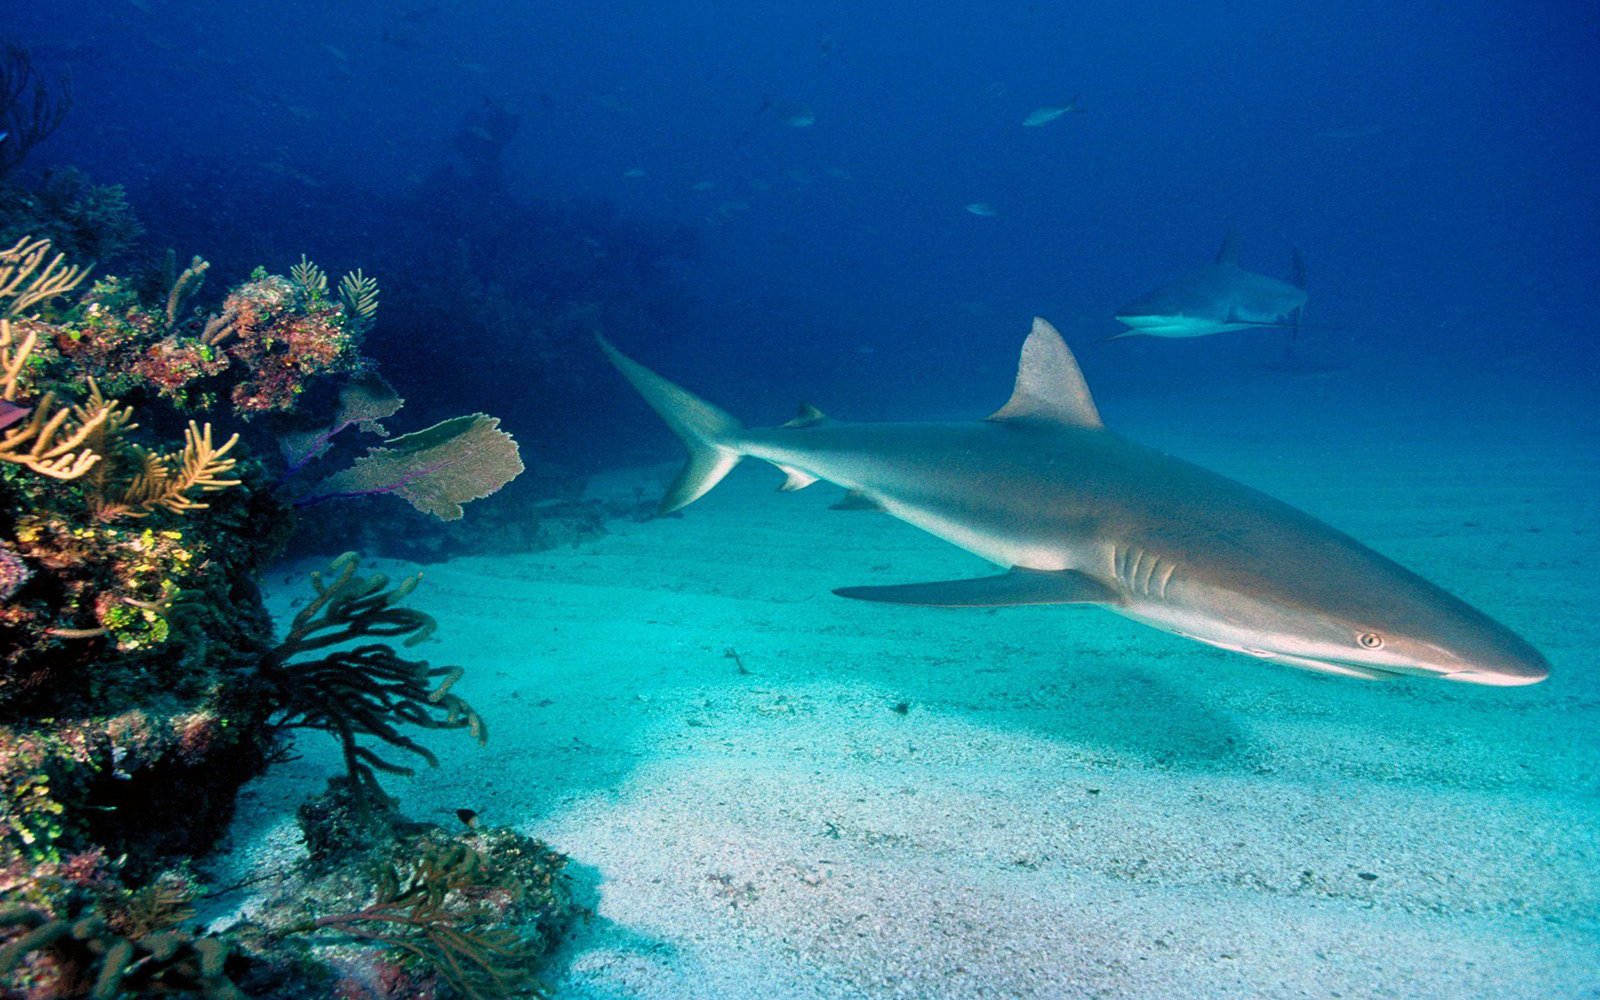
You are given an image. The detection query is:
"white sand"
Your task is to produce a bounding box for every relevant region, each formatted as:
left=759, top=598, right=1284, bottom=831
left=224, top=379, right=1600, bottom=999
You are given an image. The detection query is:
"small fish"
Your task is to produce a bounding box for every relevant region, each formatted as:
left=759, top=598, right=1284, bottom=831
left=1021, top=97, right=1085, bottom=126
left=691, top=180, right=717, bottom=191
left=0, top=132, right=8, bottom=145
left=321, top=43, right=350, bottom=62
left=622, top=167, right=647, bottom=179
left=965, top=202, right=998, bottom=217
left=0, top=400, right=30, bottom=432
left=758, top=98, right=817, bottom=127
left=455, top=808, right=479, bottom=829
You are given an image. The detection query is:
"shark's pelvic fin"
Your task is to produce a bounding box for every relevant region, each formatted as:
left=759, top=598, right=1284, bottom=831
left=1215, top=228, right=1242, bottom=265
left=988, top=317, right=1104, bottom=429
left=777, top=465, right=818, bottom=491
left=597, top=335, right=744, bottom=513
left=830, top=490, right=885, bottom=512
left=834, top=567, right=1117, bottom=607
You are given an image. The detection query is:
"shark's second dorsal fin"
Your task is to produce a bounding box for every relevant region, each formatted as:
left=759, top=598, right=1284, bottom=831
left=1215, top=229, right=1241, bottom=265
left=779, top=403, right=827, bottom=429
left=988, top=317, right=1103, bottom=429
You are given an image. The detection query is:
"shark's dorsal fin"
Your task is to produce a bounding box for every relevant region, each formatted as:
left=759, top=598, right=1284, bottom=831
left=779, top=403, right=827, bottom=429
left=1215, top=229, right=1241, bottom=265
left=1289, top=246, right=1307, bottom=290
left=987, top=317, right=1103, bottom=429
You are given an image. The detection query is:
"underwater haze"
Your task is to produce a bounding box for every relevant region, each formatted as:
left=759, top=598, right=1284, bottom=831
left=7, top=0, right=1599, bottom=997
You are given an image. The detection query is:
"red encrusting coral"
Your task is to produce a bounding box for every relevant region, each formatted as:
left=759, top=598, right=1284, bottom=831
left=220, top=273, right=358, bottom=414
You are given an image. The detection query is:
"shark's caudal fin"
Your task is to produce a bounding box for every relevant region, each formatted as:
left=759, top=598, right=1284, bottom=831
left=597, top=336, right=744, bottom=513
left=988, top=317, right=1103, bottom=428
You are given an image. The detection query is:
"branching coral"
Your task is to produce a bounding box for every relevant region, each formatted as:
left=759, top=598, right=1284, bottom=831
left=0, top=235, right=91, bottom=318
left=0, top=393, right=105, bottom=479
left=0, top=43, right=72, bottom=181
left=338, top=268, right=380, bottom=333
left=0, top=240, right=116, bottom=482
left=89, top=418, right=241, bottom=521
left=289, top=254, right=328, bottom=301
left=0, top=902, right=245, bottom=999
left=287, top=837, right=545, bottom=1000
left=261, top=553, right=485, bottom=804
left=164, top=254, right=210, bottom=328
left=0, top=368, right=108, bottom=480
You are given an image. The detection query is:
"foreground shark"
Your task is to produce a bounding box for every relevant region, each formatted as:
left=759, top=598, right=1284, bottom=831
left=600, top=321, right=1547, bottom=686
left=1114, top=232, right=1307, bottom=338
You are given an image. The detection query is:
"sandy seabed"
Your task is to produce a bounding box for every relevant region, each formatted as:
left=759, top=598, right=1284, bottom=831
left=218, top=380, right=1599, bottom=999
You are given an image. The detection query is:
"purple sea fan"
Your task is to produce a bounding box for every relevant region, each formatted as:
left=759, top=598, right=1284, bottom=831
left=0, top=543, right=31, bottom=602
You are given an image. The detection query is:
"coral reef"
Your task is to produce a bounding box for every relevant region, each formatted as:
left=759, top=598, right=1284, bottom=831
left=55, top=257, right=361, bottom=417
left=1, top=221, right=570, bottom=996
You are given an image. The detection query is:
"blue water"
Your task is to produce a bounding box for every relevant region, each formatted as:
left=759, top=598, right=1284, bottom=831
left=10, top=1, right=1598, bottom=996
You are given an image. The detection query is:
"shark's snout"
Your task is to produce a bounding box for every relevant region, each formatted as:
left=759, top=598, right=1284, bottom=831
left=1390, top=613, right=1551, bottom=687
left=1438, top=641, right=1550, bottom=687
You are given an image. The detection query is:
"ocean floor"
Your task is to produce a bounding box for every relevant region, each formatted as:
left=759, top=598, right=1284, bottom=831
left=215, top=375, right=1599, bottom=999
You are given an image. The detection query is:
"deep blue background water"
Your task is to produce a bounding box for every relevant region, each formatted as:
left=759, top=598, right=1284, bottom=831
left=8, top=0, right=1598, bottom=460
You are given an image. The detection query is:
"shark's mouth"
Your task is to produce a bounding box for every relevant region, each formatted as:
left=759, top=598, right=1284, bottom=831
left=1254, top=651, right=1404, bottom=682
left=1177, top=632, right=1408, bottom=682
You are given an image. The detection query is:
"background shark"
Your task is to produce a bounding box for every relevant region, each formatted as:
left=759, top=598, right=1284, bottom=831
left=601, top=321, right=1548, bottom=687
left=1113, top=232, right=1308, bottom=338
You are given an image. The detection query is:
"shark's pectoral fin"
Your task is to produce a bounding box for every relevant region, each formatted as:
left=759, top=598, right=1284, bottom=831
left=776, top=465, right=818, bottom=491
left=829, top=490, right=885, bottom=511
left=834, top=567, right=1117, bottom=607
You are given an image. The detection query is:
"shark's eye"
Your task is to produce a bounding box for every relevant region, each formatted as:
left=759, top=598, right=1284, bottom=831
left=1358, top=632, right=1384, bottom=649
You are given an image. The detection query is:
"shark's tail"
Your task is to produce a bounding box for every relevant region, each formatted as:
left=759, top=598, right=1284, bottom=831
left=597, top=335, right=744, bottom=513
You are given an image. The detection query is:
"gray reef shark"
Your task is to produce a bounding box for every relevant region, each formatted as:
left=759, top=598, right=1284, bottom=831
left=600, top=321, right=1547, bottom=686
left=1114, top=232, right=1308, bottom=338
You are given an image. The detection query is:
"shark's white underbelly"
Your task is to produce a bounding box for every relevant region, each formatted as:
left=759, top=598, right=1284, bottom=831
left=1117, top=315, right=1264, bottom=338
left=872, top=495, right=1076, bottom=571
